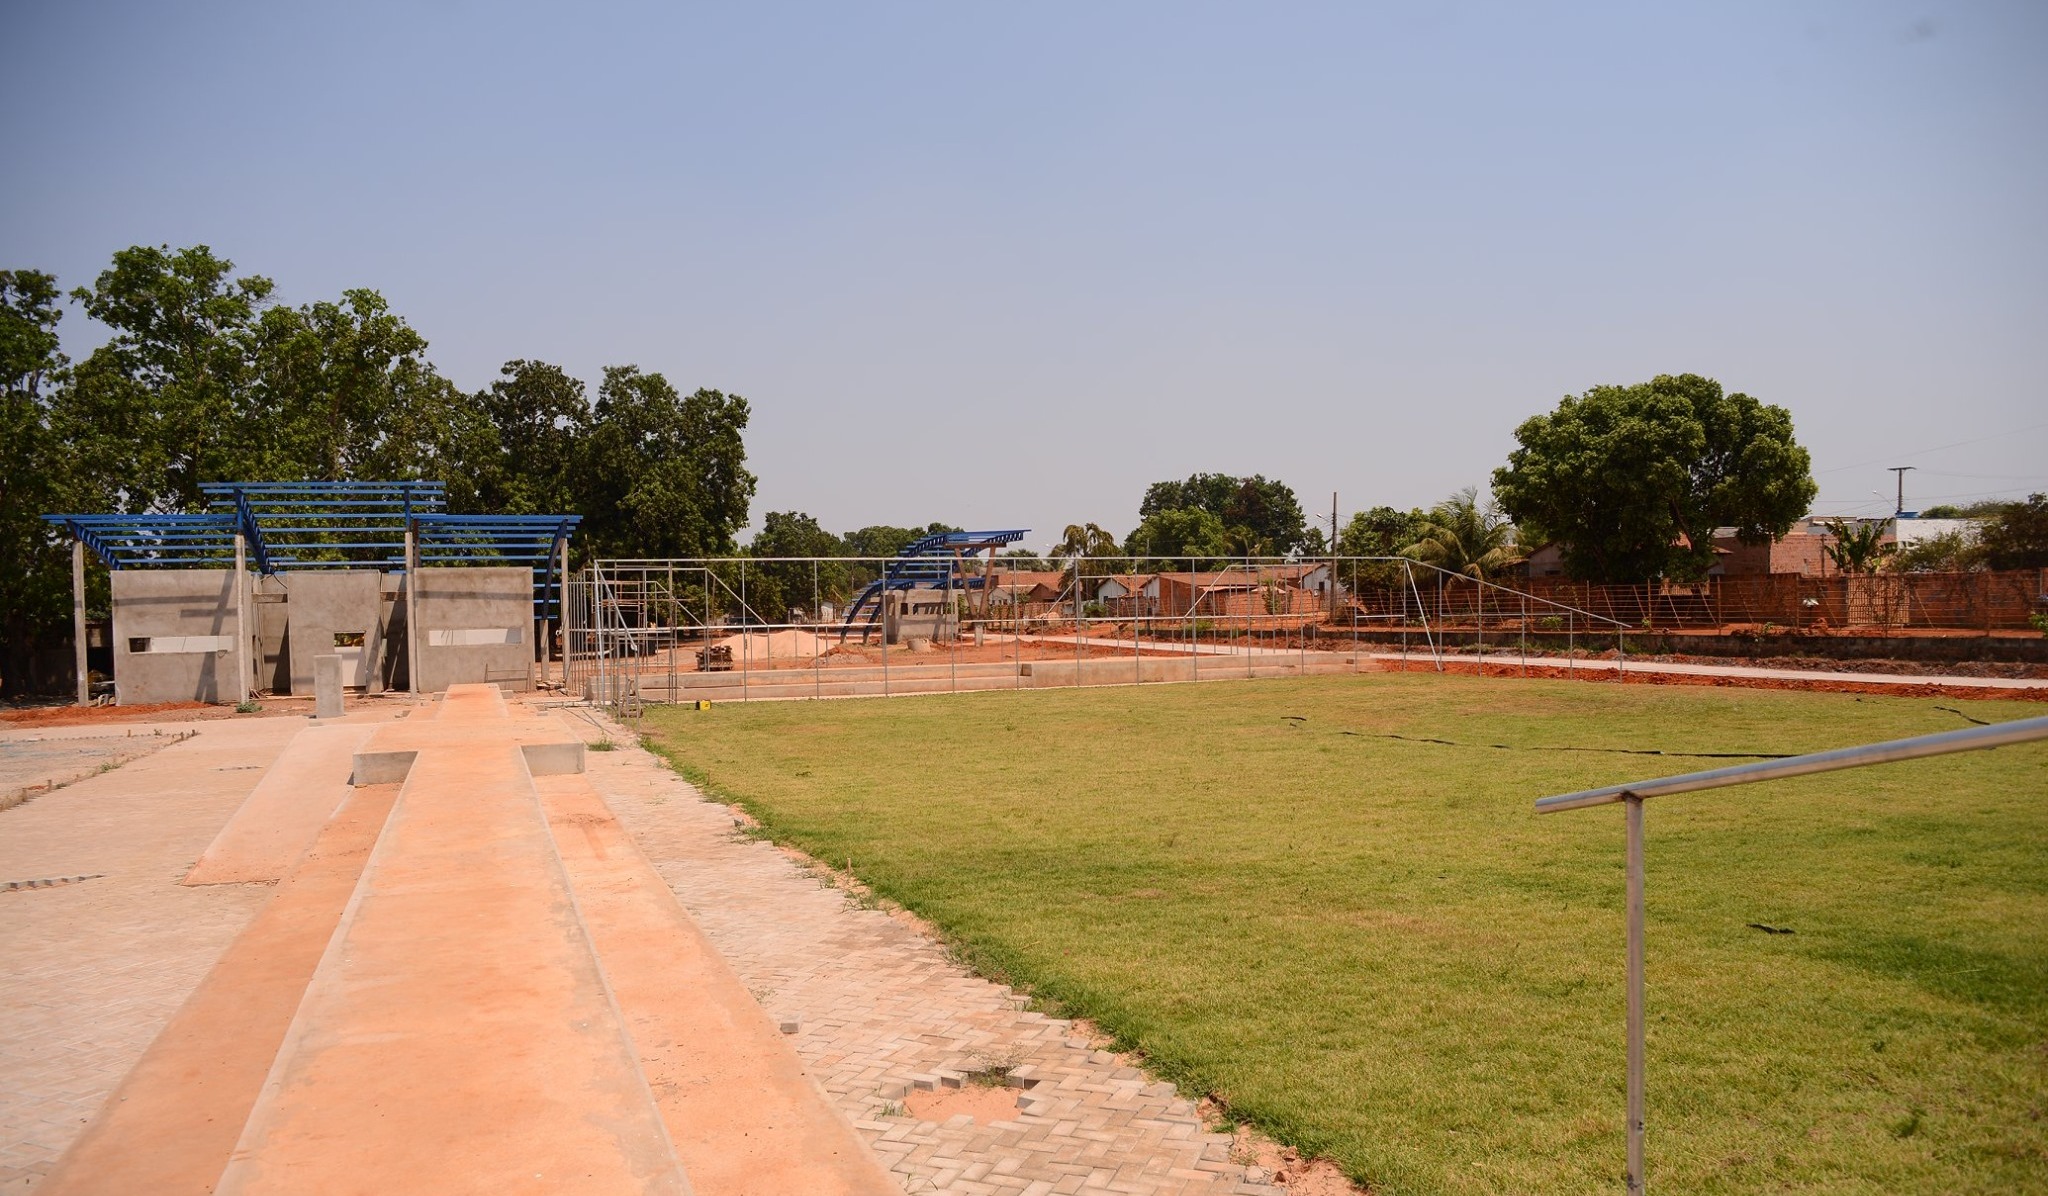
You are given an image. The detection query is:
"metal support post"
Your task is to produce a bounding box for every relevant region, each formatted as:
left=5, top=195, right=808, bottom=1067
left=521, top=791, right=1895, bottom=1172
left=561, top=539, right=572, bottom=688
left=1626, top=793, right=1646, bottom=1195
left=72, top=540, right=89, bottom=706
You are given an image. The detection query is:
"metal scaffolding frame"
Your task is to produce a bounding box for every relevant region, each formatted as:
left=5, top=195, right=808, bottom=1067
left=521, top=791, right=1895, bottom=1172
left=564, top=553, right=1631, bottom=716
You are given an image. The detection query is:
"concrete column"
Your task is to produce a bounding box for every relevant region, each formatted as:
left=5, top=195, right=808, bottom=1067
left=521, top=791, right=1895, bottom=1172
left=72, top=540, right=89, bottom=706
left=313, top=654, right=344, bottom=719
left=559, top=540, right=572, bottom=689
left=404, top=527, right=421, bottom=696
left=233, top=534, right=252, bottom=704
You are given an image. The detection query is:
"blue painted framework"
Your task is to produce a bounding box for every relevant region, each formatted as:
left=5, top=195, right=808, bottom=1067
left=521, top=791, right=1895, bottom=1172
left=43, top=481, right=579, bottom=618
left=840, top=529, right=1029, bottom=637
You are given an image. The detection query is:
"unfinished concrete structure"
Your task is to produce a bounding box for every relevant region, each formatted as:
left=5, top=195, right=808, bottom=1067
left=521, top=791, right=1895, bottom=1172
left=46, top=482, right=577, bottom=705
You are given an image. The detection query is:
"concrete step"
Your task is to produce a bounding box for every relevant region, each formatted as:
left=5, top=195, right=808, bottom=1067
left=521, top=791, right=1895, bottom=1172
left=216, top=688, right=688, bottom=1193
left=183, top=722, right=377, bottom=886
left=38, top=780, right=404, bottom=1195
left=535, top=774, right=899, bottom=1196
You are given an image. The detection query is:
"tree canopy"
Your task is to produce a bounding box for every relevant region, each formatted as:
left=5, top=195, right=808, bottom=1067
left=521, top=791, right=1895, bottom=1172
left=574, top=367, right=756, bottom=560
left=840, top=522, right=963, bottom=560
left=1981, top=494, right=2048, bottom=570
left=1123, top=507, right=1228, bottom=564
left=1, top=271, right=82, bottom=694
left=1137, top=473, right=1309, bottom=556
left=746, top=510, right=851, bottom=620
left=1491, top=374, right=1816, bottom=582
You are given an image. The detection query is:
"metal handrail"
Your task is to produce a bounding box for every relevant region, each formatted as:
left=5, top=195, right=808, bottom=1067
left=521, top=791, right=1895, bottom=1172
left=1534, top=713, right=2048, bottom=1194
left=1537, top=715, right=2048, bottom=812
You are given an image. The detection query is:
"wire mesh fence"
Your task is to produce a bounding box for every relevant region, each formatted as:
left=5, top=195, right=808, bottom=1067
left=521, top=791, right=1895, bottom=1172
left=558, top=556, right=1639, bottom=716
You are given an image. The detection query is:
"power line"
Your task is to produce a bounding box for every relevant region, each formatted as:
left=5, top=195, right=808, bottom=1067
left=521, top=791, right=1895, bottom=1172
left=1814, top=419, right=2048, bottom=476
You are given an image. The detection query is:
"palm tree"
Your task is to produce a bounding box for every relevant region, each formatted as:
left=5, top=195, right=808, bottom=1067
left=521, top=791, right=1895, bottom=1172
left=1820, top=518, right=1892, bottom=574
left=1054, top=523, right=1120, bottom=598
left=1402, top=487, right=1524, bottom=580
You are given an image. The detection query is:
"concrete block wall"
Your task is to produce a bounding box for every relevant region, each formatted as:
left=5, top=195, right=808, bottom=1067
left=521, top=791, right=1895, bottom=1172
left=109, top=570, right=240, bottom=705
left=414, top=566, right=534, bottom=692
left=282, top=572, right=388, bottom=694
left=108, top=564, right=540, bottom=702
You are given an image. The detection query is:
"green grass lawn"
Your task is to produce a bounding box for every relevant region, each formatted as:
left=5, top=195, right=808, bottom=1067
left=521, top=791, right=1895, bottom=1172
left=638, top=675, right=2048, bottom=1195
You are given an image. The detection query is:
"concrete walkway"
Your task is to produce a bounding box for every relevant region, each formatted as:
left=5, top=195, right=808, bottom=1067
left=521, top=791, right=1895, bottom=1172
left=7, top=690, right=903, bottom=1195
left=1, top=717, right=306, bottom=1188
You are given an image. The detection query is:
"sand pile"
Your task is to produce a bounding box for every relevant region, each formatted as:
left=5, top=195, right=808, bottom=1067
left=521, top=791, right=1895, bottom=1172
left=709, top=628, right=831, bottom=661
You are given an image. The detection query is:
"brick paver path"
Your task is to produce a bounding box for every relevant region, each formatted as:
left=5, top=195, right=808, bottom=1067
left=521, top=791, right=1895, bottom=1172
left=584, top=724, right=1284, bottom=1196
left=0, top=718, right=306, bottom=1189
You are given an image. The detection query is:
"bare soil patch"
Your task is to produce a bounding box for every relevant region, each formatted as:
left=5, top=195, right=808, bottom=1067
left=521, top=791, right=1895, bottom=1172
left=903, top=1083, right=1022, bottom=1125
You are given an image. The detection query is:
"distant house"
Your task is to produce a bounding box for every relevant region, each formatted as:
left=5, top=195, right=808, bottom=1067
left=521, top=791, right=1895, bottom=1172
left=1153, top=566, right=1332, bottom=617
left=1094, top=574, right=1158, bottom=602
left=984, top=570, right=1066, bottom=605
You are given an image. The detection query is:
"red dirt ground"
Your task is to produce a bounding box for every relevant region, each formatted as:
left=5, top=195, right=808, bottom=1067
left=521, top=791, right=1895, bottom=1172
left=1, top=696, right=316, bottom=728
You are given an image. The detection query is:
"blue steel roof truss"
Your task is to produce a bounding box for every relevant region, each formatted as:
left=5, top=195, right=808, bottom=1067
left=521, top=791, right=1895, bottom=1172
left=47, top=482, right=577, bottom=617
left=202, top=481, right=447, bottom=573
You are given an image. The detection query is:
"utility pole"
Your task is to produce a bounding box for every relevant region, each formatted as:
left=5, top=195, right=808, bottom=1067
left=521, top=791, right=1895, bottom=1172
left=1888, top=466, right=1916, bottom=517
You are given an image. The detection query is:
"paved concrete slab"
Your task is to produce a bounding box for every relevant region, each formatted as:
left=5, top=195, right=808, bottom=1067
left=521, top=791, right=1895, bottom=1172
left=183, top=723, right=377, bottom=885
left=38, top=782, right=401, bottom=1195
left=0, top=718, right=304, bottom=1189
left=218, top=687, right=688, bottom=1194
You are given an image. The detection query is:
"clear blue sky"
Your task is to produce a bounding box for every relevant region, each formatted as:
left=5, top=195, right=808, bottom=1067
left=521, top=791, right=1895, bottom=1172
left=5, top=1, right=2044, bottom=548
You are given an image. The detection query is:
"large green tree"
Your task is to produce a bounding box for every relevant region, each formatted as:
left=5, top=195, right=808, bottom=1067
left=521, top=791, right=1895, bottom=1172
left=1, top=271, right=80, bottom=696
left=62, top=246, right=480, bottom=514
left=576, top=367, right=756, bottom=560
left=1491, top=374, right=1816, bottom=582
left=747, top=510, right=850, bottom=621
left=1335, top=504, right=1428, bottom=588
left=468, top=359, right=591, bottom=515
left=841, top=522, right=962, bottom=559
left=249, top=288, right=482, bottom=489
left=1138, top=473, right=1309, bottom=555
left=1123, top=507, right=1229, bottom=566
left=64, top=245, right=274, bottom=512
left=1980, top=494, right=2048, bottom=570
